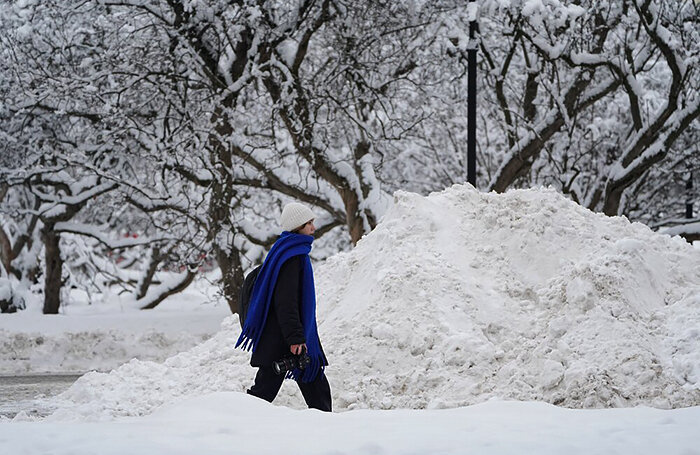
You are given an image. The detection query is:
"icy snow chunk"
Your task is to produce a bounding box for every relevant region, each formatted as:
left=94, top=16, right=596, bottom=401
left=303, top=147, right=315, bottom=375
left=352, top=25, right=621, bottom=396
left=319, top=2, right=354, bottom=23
left=370, top=323, right=395, bottom=340
left=565, top=277, right=595, bottom=311
left=522, top=0, right=544, bottom=17
left=538, top=360, right=565, bottom=390
left=276, top=38, right=298, bottom=67
left=614, top=238, right=645, bottom=254
left=16, top=24, right=33, bottom=38
left=567, top=5, right=586, bottom=19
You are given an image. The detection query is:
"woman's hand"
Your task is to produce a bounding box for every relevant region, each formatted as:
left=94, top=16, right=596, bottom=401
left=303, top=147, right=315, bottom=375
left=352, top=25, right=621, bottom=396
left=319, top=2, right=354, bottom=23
left=290, top=343, right=307, bottom=355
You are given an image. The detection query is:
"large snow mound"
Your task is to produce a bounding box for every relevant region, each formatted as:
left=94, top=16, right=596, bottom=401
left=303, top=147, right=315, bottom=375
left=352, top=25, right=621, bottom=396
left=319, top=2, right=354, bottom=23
left=46, top=185, right=700, bottom=420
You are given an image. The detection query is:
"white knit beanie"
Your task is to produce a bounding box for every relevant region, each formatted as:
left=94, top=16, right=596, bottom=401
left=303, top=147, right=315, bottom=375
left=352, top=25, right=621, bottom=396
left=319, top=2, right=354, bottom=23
left=280, top=202, right=316, bottom=232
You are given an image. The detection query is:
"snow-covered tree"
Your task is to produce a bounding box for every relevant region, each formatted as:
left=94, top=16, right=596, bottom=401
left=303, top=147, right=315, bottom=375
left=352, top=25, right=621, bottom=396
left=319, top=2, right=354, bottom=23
left=1, top=0, right=698, bottom=315
left=0, top=1, right=195, bottom=312
left=465, top=0, right=699, bottom=218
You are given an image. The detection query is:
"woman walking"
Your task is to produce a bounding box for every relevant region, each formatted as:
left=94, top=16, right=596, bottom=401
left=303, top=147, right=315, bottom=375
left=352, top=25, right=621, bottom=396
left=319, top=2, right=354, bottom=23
left=236, top=202, right=331, bottom=411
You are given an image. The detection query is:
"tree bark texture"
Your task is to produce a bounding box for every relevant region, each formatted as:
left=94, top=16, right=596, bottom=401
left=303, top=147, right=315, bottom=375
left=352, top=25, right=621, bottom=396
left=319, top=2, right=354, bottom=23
left=41, top=224, right=63, bottom=314
left=0, top=226, right=15, bottom=279
left=215, top=245, right=244, bottom=314
left=136, top=246, right=164, bottom=300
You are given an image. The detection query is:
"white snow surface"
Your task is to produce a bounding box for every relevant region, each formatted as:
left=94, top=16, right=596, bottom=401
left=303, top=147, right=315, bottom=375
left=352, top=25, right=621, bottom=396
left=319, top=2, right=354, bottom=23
left=45, top=184, right=700, bottom=420
left=0, top=283, right=230, bottom=375
left=5, top=393, right=700, bottom=455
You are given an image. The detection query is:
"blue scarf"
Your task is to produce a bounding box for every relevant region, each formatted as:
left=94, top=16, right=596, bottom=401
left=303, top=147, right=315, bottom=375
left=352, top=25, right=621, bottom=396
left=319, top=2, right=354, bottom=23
left=235, top=231, right=324, bottom=383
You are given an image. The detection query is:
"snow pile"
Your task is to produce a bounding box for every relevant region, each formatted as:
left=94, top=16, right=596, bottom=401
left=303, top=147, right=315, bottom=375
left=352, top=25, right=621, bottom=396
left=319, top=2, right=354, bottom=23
left=46, top=184, right=700, bottom=420
left=320, top=186, right=700, bottom=410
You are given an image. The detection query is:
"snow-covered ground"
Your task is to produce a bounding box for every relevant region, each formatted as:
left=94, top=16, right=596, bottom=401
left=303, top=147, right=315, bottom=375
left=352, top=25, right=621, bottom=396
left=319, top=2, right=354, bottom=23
left=5, top=393, right=700, bottom=455
left=1, top=184, right=699, bottom=453
left=0, top=280, right=230, bottom=374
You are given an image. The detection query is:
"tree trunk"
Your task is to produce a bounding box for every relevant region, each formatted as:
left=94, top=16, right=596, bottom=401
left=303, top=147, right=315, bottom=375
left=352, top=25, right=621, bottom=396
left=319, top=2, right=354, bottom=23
left=136, top=246, right=163, bottom=300
left=339, top=187, right=366, bottom=245
left=41, top=223, right=63, bottom=314
left=0, top=185, right=12, bottom=277
left=216, top=245, right=244, bottom=314
left=353, top=140, right=379, bottom=229
left=13, top=202, right=42, bottom=283
left=0, top=226, right=15, bottom=279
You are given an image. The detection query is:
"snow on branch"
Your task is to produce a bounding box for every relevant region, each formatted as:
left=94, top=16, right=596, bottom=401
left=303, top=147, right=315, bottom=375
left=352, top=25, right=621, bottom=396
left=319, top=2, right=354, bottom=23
left=126, top=192, right=195, bottom=217
left=488, top=75, right=620, bottom=193
left=634, top=0, right=687, bottom=83
left=137, top=268, right=196, bottom=310
left=32, top=182, right=117, bottom=207
left=230, top=145, right=343, bottom=220
left=611, top=98, right=700, bottom=183
left=54, top=222, right=176, bottom=249
left=660, top=220, right=700, bottom=237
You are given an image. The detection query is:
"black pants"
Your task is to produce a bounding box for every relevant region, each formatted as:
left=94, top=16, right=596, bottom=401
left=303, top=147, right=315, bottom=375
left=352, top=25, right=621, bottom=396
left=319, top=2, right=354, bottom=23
left=247, top=366, right=332, bottom=412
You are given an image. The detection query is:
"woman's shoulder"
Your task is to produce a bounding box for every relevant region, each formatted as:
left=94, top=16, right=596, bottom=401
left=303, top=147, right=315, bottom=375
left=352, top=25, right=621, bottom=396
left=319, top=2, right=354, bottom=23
left=280, top=254, right=304, bottom=270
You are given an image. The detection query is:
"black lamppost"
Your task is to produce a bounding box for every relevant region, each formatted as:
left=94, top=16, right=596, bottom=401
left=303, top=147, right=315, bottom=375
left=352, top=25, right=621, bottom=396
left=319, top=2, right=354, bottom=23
left=686, top=172, right=694, bottom=219
left=466, top=0, right=480, bottom=187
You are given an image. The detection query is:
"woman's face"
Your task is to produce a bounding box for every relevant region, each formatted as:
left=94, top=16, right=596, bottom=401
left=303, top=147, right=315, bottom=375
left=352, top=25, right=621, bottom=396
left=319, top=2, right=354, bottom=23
left=297, top=220, right=316, bottom=236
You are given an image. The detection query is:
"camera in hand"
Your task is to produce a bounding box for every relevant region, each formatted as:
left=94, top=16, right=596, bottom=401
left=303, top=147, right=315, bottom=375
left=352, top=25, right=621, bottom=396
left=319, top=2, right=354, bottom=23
left=272, top=348, right=311, bottom=376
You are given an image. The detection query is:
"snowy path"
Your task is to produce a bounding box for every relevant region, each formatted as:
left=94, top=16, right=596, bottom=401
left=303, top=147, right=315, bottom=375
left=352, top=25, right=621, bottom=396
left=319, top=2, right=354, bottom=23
left=0, top=374, right=81, bottom=418
left=2, top=393, right=699, bottom=454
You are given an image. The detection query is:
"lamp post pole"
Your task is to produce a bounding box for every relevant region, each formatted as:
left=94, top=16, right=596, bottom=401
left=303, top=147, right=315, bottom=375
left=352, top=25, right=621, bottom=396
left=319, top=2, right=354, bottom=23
left=686, top=172, right=694, bottom=219
left=466, top=0, right=480, bottom=187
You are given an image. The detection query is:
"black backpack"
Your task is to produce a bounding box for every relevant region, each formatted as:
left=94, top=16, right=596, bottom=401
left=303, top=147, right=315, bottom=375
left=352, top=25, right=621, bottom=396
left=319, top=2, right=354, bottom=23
left=238, top=264, right=263, bottom=328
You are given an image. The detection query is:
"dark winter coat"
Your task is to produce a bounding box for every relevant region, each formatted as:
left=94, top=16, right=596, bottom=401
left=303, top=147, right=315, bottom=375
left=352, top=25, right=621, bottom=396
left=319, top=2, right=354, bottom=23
left=250, top=255, right=327, bottom=368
